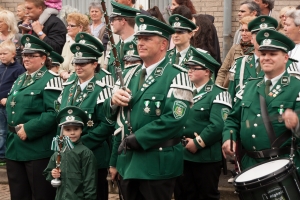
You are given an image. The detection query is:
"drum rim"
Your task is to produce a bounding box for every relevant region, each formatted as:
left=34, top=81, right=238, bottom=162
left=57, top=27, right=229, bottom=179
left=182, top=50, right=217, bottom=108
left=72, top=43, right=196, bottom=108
left=233, top=158, right=295, bottom=190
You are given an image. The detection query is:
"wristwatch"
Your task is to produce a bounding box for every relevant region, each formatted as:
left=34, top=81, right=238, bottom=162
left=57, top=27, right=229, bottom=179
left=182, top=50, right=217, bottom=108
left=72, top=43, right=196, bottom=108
left=38, top=31, right=44, bottom=36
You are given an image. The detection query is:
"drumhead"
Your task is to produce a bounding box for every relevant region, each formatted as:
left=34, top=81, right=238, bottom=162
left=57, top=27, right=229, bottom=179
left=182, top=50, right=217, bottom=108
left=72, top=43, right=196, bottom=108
left=235, top=159, right=290, bottom=183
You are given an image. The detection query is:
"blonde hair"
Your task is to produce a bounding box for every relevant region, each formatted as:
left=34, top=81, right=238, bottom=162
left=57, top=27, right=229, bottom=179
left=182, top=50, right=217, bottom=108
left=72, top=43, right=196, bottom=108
left=17, top=2, right=26, bottom=9
left=0, top=40, right=17, bottom=53
left=0, top=10, right=19, bottom=40
left=280, top=6, right=296, bottom=17
left=67, top=13, right=90, bottom=32
left=240, top=16, right=257, bottom=25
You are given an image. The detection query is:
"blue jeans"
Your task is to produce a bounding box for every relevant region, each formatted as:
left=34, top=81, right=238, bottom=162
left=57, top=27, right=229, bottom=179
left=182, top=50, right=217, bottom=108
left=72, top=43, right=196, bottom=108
left=0, top=106, right=7, bottom=158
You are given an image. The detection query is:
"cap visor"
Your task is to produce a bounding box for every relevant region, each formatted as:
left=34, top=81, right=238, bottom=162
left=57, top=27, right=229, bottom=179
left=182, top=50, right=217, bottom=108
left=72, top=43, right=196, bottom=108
left=72, top=59, right=97, bottom=64
left=259, top=46, right=283, bottom=51
left=21, top=49, right=39, bottom=54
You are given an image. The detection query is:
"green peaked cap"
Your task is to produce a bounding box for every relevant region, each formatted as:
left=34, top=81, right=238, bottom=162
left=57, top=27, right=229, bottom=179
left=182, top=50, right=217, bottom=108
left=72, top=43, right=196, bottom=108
left=21, top=34, right=53, bottom=56
left=57, top=106, right=89, bottom=126
left=185, top=46, right=220, bottom=73
left=123, top=41, right=141, bottom=62
left=71, top=32, right=104, bottom=63
left=169, top=14, right=197, bottom=31
left=256, top=29, right=295, bottom=52
left=135, top=15, right=175, bottom=40
left=111, top=1, right=140, bottom=18
left=49, top=51, right=64, bottom=65
left=248, top=16, right=278, bottom=33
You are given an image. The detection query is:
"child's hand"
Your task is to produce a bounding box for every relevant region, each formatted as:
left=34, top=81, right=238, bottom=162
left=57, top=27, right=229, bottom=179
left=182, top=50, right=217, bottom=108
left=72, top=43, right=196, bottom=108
left=51, top=168, right=61, bottom=179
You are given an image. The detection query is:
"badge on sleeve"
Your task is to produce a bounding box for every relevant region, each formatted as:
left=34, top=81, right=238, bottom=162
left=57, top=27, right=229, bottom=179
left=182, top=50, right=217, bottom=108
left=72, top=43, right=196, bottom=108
left=221, top=108, right=230, bottom=121
left=173, top=100, right=187, bottom=119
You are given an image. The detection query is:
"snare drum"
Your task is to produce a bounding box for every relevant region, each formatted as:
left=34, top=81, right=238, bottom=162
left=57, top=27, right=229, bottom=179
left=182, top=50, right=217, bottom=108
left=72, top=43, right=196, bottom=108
left=234, top=158, right=300, bottom=200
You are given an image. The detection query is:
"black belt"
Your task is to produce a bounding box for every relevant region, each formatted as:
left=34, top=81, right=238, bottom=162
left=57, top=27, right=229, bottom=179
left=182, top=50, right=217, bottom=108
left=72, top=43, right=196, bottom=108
left=246, top=147, right=290, bottom=159
left=151, top=138, right=181, bottom=149
left=8, top=125, right=17, bottom=133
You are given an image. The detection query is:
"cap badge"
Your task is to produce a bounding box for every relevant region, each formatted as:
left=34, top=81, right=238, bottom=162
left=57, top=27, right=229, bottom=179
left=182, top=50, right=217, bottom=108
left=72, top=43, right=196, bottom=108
left=80, top=34, right=84, bottom=38
left=174, top=22, right=181, bottom=27
left=25, top=43, right=31, bottom=48
left=127, top=50, right=134, bottom=56
left=129, top=44, right=133, bottom=49
left=264, top=32, right=270, bottom=37
left=139, top=24, right=147, bottom=31
left=139, top=18, right=144, bottom=23
left=260, top=23, right=267, bottom=29
left=263, top=39, right=272, bottom=45
left=75, top=52, right=83, bottom=58
left=66, top=116, right=75, bottom=121
left=68, top=109, right=73, bottom=114
left=26, top=37, right=30, bottom=41
left=261, top=18, right=265, bottom=22
left=175, top=17, right=179, bottom=21
left=76, top=46, right=80, bottom=51
left=79, top=40, right=86, bottom=44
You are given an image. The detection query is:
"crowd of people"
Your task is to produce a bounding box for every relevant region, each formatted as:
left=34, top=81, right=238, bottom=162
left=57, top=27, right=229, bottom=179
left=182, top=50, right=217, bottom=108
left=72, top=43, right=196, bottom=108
left=0, top=0, right=300, bottom=200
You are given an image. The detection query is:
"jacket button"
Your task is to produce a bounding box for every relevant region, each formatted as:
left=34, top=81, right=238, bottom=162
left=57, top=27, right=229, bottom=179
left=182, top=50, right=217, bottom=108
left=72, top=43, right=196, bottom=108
left=12, top=111, right=15, bottom=114
left=152, top=96, right=156, bottom=100
left=257, top=114, right=261, bottom=117
left=254, top=123, right=257, bottom=127
left=159, top=147, right=162, bottom=151
left=252, top=134, right=255, bottom=138
left=201, top=108, right=204, bottom=111
left=31, top=92, right=34, bottom=95
left=253, top=146, right=256, bottom=150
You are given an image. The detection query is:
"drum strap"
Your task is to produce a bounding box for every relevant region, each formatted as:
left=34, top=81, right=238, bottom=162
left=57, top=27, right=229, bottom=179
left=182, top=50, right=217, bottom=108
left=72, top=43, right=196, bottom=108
left=246, top=146, right=290, bottom=159
left=259, top=95, right=276, bottom=145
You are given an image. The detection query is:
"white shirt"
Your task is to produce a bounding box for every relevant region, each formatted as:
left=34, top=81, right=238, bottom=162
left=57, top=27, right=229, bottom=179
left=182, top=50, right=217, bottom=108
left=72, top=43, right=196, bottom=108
left=176, top=45, right=190, bottom=65
left=193, top=80, right=210, bottom=93
left=264, top=71, right=285, bottom=90
left=77, top=76, right=94, bottom=91
left=142, top=58, right=165, bottom=79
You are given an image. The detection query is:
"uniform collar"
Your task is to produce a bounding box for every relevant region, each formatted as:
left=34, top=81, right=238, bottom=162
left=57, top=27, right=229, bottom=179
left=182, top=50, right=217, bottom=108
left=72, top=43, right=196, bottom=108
left=77, top=76, right=94, bottom=91
left=142, top=58, right=165, bottom=79
left=264, top=71, right=285, bottom=90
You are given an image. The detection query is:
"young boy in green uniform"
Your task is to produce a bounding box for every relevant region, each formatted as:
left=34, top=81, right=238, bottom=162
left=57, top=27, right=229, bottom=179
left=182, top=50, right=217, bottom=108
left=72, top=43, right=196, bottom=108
left=44, top=106, right=97, bottom=200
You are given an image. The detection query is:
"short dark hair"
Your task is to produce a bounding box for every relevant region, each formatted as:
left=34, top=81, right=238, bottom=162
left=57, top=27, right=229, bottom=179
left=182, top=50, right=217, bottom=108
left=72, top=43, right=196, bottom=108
left=296, top=5, right=300, bottom=10
left=262, top=0, right=275, bottom=10
left=172, top=5, right=193, bottom=20
left=131, top=0, right=136, bottom=4
left=125, top=17, right=135, bottom=28
left=240, top=0, right=260, bottom=16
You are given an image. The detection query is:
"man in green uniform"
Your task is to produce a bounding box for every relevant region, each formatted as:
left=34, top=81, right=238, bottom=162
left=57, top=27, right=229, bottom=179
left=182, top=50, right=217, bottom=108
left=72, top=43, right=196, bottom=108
left=228, top=16, right=300, bottom=102
left=167, top=14, right=197, bottom=67
left=58, top=32, right=115, bottom=200
left=222, top=29, right=300, bottom=175
left=6, top=35, right=61, bottom=200
left=104, top=15, right=193, bottom=200
left=106, top=1, right=140, bottom=81
left=44, top=106, right=98, bottom=200
left=175, top=47, right=232, bottom=200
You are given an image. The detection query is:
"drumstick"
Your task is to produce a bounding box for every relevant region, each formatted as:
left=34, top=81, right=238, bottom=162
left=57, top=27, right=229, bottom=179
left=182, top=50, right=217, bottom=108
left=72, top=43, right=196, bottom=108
left=229, top=130, right=241, bottom=173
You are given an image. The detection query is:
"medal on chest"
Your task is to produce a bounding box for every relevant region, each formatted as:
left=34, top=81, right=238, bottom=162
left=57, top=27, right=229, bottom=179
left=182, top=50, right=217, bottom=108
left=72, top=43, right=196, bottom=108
left=87, top=113, right=94, bottom=127
left=155, top=101, right=161, bottom=116
left=278, top=105, right=284, bottom=123
left=144, top=100, right=150, bottom=114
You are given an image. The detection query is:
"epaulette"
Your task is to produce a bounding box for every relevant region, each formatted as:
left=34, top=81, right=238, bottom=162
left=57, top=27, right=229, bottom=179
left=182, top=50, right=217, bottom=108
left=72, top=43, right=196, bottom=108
left=229, top=63, right=236, bottom=74
left=248, top=77, right=263, bottom=81
left=48, top=70, right=59, bottom=77
left=45, top=77, right=63, bottom=91
left=234, top=55, right=245, bottom=61
left=101, top=68, right=111, bottom=75
left=173, top=64, right=188, bottom=72
left=124, top=63, right=140, bottom=69
left=289, top=57, right=298, bottom=63
left=213, top=91, right=232, bottom=108
left=215, top=84, right=227, bottom=91
left=63, top=79, right=75, bottom=86
left=101, top=74, right=114, bottom=88
left=170, top=72, right=192, bottom=90
left=287, top=62, right=300, bottom=75
left=97, top=87, right=113, bottom=104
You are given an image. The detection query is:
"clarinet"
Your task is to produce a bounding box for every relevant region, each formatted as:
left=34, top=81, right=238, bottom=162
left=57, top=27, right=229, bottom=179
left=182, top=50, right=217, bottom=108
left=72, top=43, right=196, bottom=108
left=100, top=0, right=125, bottom=89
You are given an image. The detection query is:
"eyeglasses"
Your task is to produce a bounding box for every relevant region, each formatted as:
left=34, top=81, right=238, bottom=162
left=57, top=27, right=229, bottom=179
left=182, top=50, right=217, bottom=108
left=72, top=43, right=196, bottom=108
left=240, top=29, right=250, bottom=32
left=21, top=54, right=41, bottom=59
left=67, top=24, right=78, bottom=28
left=109, top=17, right=123, bottom=23
left=187, top=67, right=207, bottom=72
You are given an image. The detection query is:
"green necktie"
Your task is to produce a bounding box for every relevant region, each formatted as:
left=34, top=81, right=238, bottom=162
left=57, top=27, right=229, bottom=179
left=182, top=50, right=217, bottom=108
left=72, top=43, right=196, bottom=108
left=23, top=75, right=32, bottom=86
left=73, top=85, right=82, bottom=104
left=256, top=59, right=261, bottom=74
left=138, top=68, right=147, bottom=90
left=193, top=89, right=198, bottom=97
left=175, top=52, right=181, bottom=65
left=265, top=80, right=272, bottom=96
left=119, top=41, right=124, bottom=59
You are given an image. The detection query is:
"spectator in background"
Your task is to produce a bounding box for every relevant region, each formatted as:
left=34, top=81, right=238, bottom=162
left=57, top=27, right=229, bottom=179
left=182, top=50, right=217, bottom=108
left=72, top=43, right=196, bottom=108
left=170, top=0, right=196, bottom=14
left=60, top=12, right=89, bottom=81
left=253, top=0, right=280, bottom=23
left=233, top=0, right=260, bottom=44
left=297, top=5, right=300, bottom=10
left=0, top=10, right=23, bottom=64
left=278, top=6, right=296, bottom=34
left=284, top=10, right=300, bottom=71
left=0, top=40, right=26, bottom=166
left=16, top=3, right=30, bottom=33
left=216, top=16, right=256, bottom=88
left=24, top=0, right=66, bottom=54
left=147, top=6, right=167, bottom=23
left=89, top=2, right=106, bottom=41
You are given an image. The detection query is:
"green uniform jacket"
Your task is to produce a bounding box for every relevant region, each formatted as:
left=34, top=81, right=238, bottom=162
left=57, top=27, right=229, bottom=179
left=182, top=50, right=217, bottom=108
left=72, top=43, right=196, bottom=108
left=6, top=66, right=62, bottom=161
left=183, top=80, right=232, bottom=163
left=223, top=71, right=300, bottom=174
left=58, top=69, right=115, bottom=169
left=107, top=40, right=125, bottom=81
left=104, top=58, right=193, bottom=180
left=44, top=140, right=97, bottom=200
left=166, top=46, right=193, bottom=67
left=228, top=55, right=299, bottom=102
